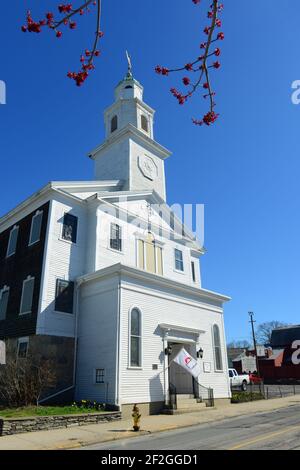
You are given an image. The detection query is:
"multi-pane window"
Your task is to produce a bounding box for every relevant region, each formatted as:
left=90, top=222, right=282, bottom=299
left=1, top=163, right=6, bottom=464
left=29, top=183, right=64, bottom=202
left=95, top=369, right=105, bottom=384
left=62, top=213, right=78, bottom=243
left=191, top=261, right=196, bottom=282
left=130, top=308, right=142, bottom=367
left=17, top=338, right=29, bottom=358
left=174, top=248, right=184, bottom=272
left=110, top=223, right=122, bottom=252
left=20, top=276, right=35, bottom=315
left=213, top=324, right=223, bottom=371
left=55, top=279, right=74, bottom=314
left=111, top=115, right=118, bottom=133
left=0, top=287, right=9, bottom=321
left=6, top=226, right=19, bottom=257
left=29, top=210, right=43, bottom=245
left=141, top=115, right=149, bottom=132
left=137, top=234, right=163, bottom=275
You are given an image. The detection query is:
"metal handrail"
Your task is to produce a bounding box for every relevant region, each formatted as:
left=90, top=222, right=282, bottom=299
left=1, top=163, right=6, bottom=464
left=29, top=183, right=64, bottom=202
left=193, top=378, right=215, bottom=407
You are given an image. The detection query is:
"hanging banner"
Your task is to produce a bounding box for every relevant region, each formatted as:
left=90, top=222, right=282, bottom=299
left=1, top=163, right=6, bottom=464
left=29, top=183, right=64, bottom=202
left=0, top=340, right=6, bottom=365
left=173, top=347, right=201, bottom=379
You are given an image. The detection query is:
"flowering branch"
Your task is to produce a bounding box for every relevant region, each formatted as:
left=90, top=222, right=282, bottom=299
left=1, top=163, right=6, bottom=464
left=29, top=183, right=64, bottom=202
left=155, top=0, right=224, bottom=126
left=21, top=1, right=225, bottom=127
left=22, top=1, right=104, bottom=86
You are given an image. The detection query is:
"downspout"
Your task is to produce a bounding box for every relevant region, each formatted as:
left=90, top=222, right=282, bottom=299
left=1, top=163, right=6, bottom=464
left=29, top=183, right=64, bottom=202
left=38, top=278, right=82, bottom=404
left=114, top=274, right=121, bottom=410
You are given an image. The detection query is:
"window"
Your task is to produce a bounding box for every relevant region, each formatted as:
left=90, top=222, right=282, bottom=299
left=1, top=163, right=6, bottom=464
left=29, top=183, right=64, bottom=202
left=17, top=337, right=29, bottom=358
left=0, top=287, right=9, bottom=321
left=6, top=226, right=19, bottom=257
left=62, top=213, right=78, bottom=243
left=20, top=276, right=35, bottom=315
left=141, top=115, right=149, bottom=132
left=130, top=308, right=142, bottom=367
left=110, top=223, right=122, bottom=252
left=175, top=249, right=184, bottom=271
left=137, top=233, right=163, bottom=275
left=191, top=261, right=196, bottom=282
left=213, top=324, right=223, bottom=371
left=95, top=369, right=105, bottom=384
left=55, top=279, right=74, bottom=314
left=29, top=210, right=43, bottom=245
left=111, top=115, right=118, bottom=133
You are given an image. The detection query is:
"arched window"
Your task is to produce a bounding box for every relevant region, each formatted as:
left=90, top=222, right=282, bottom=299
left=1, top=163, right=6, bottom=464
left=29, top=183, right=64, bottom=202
left=111, top=115, right=118, bottom=133
left=141, top=115, right=149, bottom=133
left=213, top=324, right=223, bottom=371
left=130, top=308, right=142, bottom=367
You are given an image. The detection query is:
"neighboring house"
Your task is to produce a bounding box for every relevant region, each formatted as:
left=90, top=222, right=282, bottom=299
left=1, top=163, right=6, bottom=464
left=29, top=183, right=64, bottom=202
left=228, top=346, right=267, bottom=374
left=259, top=325, right=300, bottom=383
left=0, top=68, right=231, bottom=414
left=232, top=353, right=257, bottom=374
left=227, top=348, right=246, bottom=368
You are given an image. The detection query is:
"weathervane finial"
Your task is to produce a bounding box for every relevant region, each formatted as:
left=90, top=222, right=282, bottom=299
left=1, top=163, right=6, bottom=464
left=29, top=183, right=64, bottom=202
left=125, top=50, right=133, bottom=78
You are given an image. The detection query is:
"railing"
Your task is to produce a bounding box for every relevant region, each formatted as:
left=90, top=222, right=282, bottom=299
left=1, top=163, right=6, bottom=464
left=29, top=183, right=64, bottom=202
left=167, top=381, right=214, bottom=409
left=193, top=378, right=215, bottom=407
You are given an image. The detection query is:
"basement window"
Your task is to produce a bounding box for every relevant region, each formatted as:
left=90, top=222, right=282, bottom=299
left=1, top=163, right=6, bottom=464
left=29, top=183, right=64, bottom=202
left=17, top=337, right=29, bottom=358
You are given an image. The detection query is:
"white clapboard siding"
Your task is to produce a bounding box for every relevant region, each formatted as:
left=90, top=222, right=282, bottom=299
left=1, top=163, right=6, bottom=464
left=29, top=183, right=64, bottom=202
left=75, top=276, right=119, bottom=403
left=119, top=277, right=230, bottom=404
left=37, top=196, right=87, bottom=337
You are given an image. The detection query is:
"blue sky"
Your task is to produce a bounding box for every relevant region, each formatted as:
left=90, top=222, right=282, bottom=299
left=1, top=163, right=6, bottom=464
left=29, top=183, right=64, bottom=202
left=1, top=1, right=300, bottom=343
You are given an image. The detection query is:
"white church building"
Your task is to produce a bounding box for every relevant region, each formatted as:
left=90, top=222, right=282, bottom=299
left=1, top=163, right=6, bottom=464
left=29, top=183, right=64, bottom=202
left=0, top=65, right=231, bottom=415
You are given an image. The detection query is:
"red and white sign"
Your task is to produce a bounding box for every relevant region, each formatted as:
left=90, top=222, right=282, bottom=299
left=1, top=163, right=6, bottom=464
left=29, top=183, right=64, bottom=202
left=173, top=347, right=201, bottom=379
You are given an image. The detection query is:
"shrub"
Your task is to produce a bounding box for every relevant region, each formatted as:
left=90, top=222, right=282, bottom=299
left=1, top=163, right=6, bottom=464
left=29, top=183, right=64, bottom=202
left=0, top=354, right=56, bottom=407
left=231, top=392, right=265, bottom=403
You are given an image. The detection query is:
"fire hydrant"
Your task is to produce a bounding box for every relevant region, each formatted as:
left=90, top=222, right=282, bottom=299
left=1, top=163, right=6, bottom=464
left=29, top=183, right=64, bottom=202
left=132, top=404, right=141, bottom=432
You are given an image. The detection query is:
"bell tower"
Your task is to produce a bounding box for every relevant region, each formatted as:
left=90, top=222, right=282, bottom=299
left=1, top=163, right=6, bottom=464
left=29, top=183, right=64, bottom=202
left=89, top=54, right=171, bottom=201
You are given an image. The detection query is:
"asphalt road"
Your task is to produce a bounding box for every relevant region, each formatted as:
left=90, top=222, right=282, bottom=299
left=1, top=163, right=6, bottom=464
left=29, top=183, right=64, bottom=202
left=83, top=403, right=300, bottom=450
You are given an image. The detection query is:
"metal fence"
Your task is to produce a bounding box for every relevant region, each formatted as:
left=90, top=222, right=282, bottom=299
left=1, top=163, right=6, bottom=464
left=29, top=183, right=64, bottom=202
left=232, top=382, right=300, bottom=401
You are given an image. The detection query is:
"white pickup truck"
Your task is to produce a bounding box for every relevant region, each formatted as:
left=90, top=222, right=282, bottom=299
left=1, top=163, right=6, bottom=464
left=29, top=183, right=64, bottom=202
left=228, top=368, right=250, bottom=391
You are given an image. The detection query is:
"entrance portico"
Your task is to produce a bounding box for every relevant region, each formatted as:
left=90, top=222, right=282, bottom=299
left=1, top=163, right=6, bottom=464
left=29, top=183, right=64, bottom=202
left=159, top=323, right=205, bottom=404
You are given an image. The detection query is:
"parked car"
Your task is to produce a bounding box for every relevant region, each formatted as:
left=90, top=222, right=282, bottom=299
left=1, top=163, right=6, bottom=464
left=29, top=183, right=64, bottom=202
left=249, top=372, right=263, bottom=385
left=228, top=368, right=250, bottom=391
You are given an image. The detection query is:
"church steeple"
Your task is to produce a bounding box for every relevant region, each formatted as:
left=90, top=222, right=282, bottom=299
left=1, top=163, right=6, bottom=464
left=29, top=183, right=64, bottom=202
left=89, top=55, right=171, bottom=201
left=103, top=54, right=154, bottom=140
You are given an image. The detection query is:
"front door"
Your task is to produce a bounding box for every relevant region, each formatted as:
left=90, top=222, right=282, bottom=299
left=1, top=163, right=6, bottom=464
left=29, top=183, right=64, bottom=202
left=169, top=343, right=194, bottom=395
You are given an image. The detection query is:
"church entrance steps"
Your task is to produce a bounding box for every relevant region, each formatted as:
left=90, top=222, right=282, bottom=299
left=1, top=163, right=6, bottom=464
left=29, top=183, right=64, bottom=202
left=161, top=396, right=210, bottom=415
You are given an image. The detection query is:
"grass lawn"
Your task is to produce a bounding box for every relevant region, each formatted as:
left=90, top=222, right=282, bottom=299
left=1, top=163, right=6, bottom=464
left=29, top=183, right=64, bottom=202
left=0, top=405, right=105, bottom=419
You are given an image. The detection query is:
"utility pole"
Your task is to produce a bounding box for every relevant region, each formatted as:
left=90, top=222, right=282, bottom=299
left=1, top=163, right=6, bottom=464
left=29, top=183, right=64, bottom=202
left=249, top=311, right=260, bottom=376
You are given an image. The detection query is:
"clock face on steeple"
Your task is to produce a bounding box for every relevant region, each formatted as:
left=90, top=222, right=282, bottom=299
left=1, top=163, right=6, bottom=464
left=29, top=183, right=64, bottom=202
left=138, top=155, right=158, bottom=181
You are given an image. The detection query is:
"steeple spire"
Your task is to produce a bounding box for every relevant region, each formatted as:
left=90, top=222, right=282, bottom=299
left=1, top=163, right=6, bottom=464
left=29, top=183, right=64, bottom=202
left=125, top=50, right=133, bottom=79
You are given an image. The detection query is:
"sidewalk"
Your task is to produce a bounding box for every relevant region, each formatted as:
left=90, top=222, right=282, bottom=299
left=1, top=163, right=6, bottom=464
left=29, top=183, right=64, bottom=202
left=1, top=395, right=300, bottom=450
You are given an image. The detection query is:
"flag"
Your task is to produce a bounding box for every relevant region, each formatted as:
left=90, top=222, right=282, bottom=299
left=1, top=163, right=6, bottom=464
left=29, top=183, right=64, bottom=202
left=173, top=347, right=201, bottom=379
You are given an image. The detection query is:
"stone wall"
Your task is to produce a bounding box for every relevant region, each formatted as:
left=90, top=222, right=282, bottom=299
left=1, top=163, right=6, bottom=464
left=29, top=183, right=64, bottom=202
left=0, top=411, right=121, bottom=436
